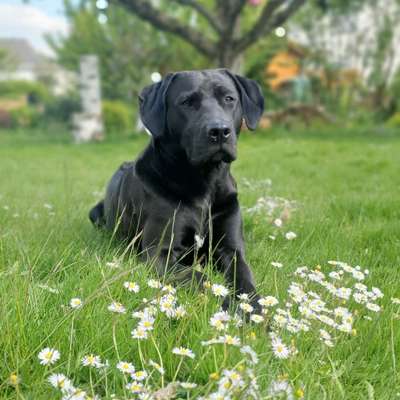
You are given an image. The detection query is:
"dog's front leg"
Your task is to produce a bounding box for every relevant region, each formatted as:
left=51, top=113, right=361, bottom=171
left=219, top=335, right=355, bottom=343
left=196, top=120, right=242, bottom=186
left=141, top=217, right=207, bottom=287
left=212, top=203, right=261, bottom=312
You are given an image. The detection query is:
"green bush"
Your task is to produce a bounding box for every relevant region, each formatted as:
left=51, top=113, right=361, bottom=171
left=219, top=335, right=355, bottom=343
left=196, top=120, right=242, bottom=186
left=44, top=93, right=81, bottom=123
left=0, top=80, right=50, bottom=104
left=102, top=100, right=133, bottom=134
left=386, top=112, right=400, bottom=128
left=10, top=106, right=42, bottom=128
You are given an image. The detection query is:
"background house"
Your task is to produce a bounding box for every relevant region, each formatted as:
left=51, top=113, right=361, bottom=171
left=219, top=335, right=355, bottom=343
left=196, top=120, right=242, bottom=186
left=0, top=38, right=75, bottom=95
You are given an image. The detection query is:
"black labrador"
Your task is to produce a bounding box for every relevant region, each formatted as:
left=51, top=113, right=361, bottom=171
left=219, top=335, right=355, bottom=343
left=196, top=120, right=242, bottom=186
left=89, top=69, right=264, bottom=311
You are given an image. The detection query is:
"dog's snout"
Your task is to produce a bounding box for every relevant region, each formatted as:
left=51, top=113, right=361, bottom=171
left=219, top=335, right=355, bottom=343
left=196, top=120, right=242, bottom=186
left=207, top=124, right=231, bottom=143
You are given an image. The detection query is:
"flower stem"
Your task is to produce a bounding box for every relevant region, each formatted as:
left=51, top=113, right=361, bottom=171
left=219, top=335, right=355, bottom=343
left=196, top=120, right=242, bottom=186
left=151, top=334, right=165, bottom=387
left=172, top=358, right=184, bottom=382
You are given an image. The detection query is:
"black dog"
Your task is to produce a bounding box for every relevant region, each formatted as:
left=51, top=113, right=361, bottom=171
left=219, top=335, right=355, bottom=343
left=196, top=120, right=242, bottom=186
left=89, top=69, right=264, bottom=310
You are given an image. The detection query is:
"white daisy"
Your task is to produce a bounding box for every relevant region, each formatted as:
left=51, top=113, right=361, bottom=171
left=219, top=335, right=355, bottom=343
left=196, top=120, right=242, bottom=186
left=353, top=292, right=368, bottom=304
left=210, top=311, right=230, bottom=331
left=194, top=234, right=205, bottom=249
left=285, top=231, right=297, bottom=240
left=147, top=279, right=162, bottom=289
left=250, top=314, right=264, bottom=324
left=131, top=327, right=148, bottom=340
left=354, top=283, right=368, bottom=292
left=67, top=388, right=88, bottom=400
left=239, top=303, right=254, bottom=313
left=162, top=284, right=176, bottom=294
left=336, top=287, right=352, bottom=300
left=131, top=370, right=148, bottom=381
left=271, top=261, right=283, bottom=269
left=372, top=287, right=384, bottom=299
left=258, top=296, right=279, bottom=307
left=240, top=345, right=259, bottom=365
left=271, top=339, right=291, bottom=359
left=108, top=301, right=126, bottom=314
left=138, top=315, right=155, bottom=331
left=106, top=260, right=120, bottom=269
left=116, top=361, right=135, bottom=374
left=319, top=329, right=332, bottom=341
left=180, top=382, right=197, bottom=389
left=175, top=305, right=187, bottom=318
left=70, top=298, right=83, bottom=309
left=172, top=347, right=195, bottom=359
left=38, top=347, right=60, bottom=365
left=221, top=370, right=244, bottom=390
left=237, top=293, right=250, bottom=301
left=126, top=381, right=143, bottom=394
left=328, top=271, right=341, bottom=280
left=218, top=334, right=241, bottom=346
left=268, top=379, right=293, bottom=399
left=148, top=359, right=165, bottom=375
left=82, top=354, right=103, bottom=368
left=366, top=302, right=381, bottom=312
left=123, top=281, right=140, bottom=293
left=211, top=284, right=229, bottom=297
left=48, top=373, right=73, bottom=391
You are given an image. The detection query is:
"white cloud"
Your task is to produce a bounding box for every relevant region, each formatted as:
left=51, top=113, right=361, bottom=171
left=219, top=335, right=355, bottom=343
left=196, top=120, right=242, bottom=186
left=0, top=4, right=68, bottom=56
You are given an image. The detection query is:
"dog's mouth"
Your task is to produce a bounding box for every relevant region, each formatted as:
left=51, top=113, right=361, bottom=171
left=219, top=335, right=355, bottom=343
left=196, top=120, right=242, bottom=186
left=210, top=148, right=236, bottom=163
left=189, top=144, right=237, bottom=166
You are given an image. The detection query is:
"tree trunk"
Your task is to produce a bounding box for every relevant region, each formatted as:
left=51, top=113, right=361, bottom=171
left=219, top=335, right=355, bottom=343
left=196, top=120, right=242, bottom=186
left=216, top=3, right=243, bottom=73
left=217, top=46, right=242, bottom=72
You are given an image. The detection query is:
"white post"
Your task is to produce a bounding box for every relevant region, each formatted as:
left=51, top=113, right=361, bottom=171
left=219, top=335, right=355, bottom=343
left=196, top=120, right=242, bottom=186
left=72, top=55, right=104, bottom=143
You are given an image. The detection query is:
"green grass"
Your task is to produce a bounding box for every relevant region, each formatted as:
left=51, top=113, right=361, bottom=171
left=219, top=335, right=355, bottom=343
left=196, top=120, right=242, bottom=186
left=0, top=125, right=399, bottom=399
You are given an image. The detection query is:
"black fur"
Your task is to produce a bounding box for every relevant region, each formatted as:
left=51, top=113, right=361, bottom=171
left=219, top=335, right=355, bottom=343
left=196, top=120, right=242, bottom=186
left=89, top=69, right=264, bottom=310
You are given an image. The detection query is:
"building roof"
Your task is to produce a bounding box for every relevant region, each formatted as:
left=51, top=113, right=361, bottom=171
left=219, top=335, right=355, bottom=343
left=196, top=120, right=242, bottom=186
left=0, top=38, right=47, bottom=70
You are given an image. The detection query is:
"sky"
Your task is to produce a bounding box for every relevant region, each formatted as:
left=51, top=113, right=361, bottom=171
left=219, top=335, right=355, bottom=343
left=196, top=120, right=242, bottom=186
left=0, top=0, right=76, bottom=55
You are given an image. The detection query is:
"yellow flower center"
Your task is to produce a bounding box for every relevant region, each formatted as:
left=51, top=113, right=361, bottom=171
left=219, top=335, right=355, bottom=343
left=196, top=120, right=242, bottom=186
left=9, top=374, right=19, bottom=385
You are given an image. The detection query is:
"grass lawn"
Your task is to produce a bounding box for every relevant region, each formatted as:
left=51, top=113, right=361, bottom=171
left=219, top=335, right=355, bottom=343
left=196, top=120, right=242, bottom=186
left=0, top=126, right=399, bottom=399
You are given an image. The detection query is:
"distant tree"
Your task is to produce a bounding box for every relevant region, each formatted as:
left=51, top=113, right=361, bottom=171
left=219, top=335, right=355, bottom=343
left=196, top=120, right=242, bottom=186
left=48, top=0, right=208, bottom=102
left=110, top=0, right=307, bottom=70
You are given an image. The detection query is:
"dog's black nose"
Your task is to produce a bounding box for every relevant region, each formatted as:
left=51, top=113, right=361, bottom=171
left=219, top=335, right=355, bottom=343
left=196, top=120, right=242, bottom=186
left=208, top=125, right=231, bottom=143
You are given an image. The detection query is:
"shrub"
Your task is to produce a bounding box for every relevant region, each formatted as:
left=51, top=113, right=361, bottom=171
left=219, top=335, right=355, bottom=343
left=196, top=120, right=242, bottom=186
left=10, top=106, right=42, bottom=128
left=0, top=109, right=12, bottom=128
left=44, top=93, right=81, bottom=123
left=386, top=112, right=400, bottom=128
left=0, top=80, right=50, bottom=104
left=102, top=100, right=133, bottom=134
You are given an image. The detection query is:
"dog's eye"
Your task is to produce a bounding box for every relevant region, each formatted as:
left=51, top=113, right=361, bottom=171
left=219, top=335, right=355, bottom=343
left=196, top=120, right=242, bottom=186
left=225, top=96, right=235, bottom=103
left=181, top=98, right=193, bottom=107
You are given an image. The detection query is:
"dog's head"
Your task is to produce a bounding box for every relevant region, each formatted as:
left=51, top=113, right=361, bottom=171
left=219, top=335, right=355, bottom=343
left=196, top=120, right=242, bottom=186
left=139, top=69, right=264, bottom=166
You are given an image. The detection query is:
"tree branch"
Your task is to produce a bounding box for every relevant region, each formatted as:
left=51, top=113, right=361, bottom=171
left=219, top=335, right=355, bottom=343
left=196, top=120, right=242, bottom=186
left=111, top=0, right=216, bottom=57
left=230, top=0, right=247, bottom=23
left=219, top=0, right=247, bottom=40
left=235, top=0, right=307, bottom=52
left=171, top=0, right=222, bottom=34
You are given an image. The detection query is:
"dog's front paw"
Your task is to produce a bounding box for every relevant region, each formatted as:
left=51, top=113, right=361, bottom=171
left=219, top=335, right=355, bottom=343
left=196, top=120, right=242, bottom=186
left=221, top=295, right=232, bottom=311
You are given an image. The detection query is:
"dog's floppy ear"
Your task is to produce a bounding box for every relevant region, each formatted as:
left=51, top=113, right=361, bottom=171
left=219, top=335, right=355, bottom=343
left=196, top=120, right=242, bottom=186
left=138, top=73, right=175, bottom=138
left=225, top=71, right=264, bottom=130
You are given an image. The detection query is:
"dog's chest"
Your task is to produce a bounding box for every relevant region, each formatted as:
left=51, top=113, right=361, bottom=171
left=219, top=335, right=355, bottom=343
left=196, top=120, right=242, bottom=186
left=181, top=197, right=211, bottom=237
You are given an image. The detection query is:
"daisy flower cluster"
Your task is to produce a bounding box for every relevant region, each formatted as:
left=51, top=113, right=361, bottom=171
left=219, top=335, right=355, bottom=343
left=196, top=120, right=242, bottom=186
left=246, top=196, right=299, bottom=242
left=34, top=260, right=384, bottom=399
left=242, top=180, right=299, bottom=242
left=246, top=195, right=297, bottom=216
left=131, top=280, right=187, bottom=340
left=266, top=260, right=384, bottom=358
